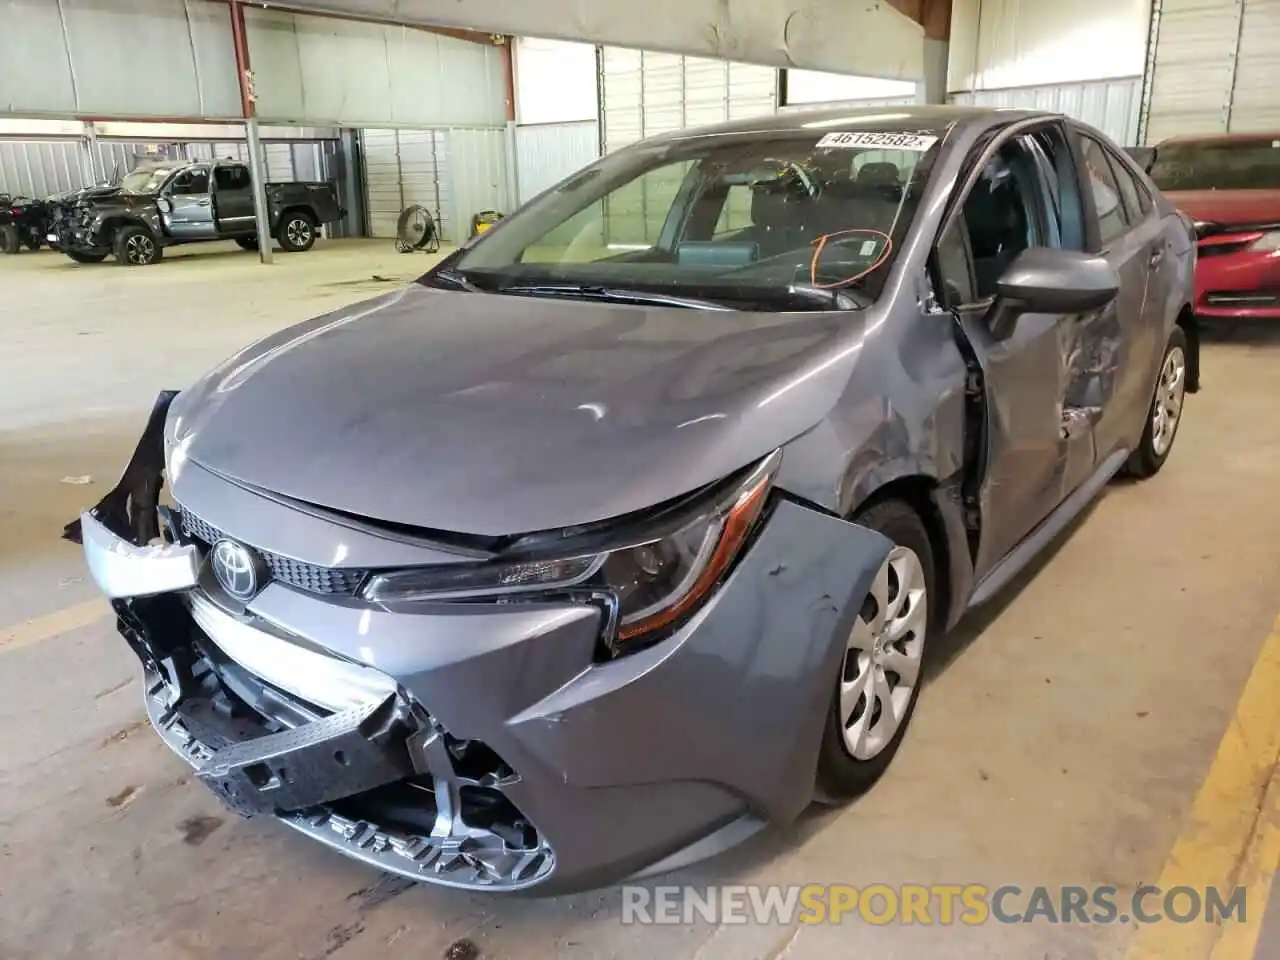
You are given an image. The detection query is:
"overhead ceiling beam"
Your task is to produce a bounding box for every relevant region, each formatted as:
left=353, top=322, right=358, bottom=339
left=246, top=0, right=928, bottom=79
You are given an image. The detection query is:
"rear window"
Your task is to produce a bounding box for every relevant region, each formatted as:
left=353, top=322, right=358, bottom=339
left=1149, top=140, right=1280, bottom=191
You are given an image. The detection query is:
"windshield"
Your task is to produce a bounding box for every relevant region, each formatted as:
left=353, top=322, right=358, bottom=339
left=438, top=126, right=944, bottom=309
left=119, top=166, right=176, bottom=194
left=1149, top=140, right=1280, bottom=191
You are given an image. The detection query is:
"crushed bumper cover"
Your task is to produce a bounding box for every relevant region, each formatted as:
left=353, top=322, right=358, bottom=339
left=73, top=392, right=893, bottom=894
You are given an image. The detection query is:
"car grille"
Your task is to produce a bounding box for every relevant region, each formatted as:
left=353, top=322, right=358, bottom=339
left=180, top=508, right=368, bottom=597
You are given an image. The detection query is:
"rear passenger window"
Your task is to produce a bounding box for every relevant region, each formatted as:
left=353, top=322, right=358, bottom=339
left=1105, top=148, right=1152, bottom=220
left=1080, top=138, right=1129, bottom=246
left=214, top=165, right=251, bottom=191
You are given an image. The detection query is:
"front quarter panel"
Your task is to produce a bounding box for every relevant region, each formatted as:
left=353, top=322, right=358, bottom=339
left=500, top=499, right=890, bottom=824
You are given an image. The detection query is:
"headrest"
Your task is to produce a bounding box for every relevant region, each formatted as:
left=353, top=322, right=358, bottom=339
left=751, top=187, right=794, bottom=229
left=857, top=162, right=901, bottom=186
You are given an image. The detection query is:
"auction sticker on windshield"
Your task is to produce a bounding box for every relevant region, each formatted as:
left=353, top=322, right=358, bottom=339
left=816, top=131, right=938, bottom=151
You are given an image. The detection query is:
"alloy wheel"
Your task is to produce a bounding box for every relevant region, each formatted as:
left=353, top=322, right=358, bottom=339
left=1151, top=344, right=1186, bottom=457
left=839, top=545, right=928, bottom=761
left=126, top=234, right=155, bottom=264
left=287, top=218, right=312, bottom=246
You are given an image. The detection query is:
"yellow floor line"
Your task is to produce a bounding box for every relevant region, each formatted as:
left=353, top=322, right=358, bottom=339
left=1126, top=615, right=1280, bottom=960
left=1211, top=760, right=1280, bottom=960
left=0, top=599, right=112, bottom=655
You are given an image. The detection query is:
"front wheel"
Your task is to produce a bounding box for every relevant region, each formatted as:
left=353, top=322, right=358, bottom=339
left=23, top=231, right=41, bottom=251
left=1123, top=327, right=1188, bottom=479
left=0, top=224, right=20, bottom=254
left=113, top=226, right=161, bottom=266
left=815, top=499, right=935, bottom=802
left=277, top=212, right=315, bottom=252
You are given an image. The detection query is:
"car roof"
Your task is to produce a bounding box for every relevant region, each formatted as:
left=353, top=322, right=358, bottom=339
left=643, top=103, right=1050, bottom=144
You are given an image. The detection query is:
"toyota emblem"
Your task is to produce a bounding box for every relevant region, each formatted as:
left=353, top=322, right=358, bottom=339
left=211, top=538, right=266, bottom=602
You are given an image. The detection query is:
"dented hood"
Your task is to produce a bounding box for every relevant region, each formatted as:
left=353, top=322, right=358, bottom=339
left=170, top=284, right=870, bottom=536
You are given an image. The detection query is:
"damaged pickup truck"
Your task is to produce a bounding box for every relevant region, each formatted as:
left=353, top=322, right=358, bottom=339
left=70, top=106, right=1197, bottom=894
left=50, top=158, right=343, bottom=265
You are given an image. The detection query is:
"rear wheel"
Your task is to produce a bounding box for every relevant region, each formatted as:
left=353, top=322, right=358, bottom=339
left=113, top=226, right=161, bottom=266
left=0, top=224, right=19, bottom=254
left=277, top=211, right=315, bottom=252
left=815, top=499, right=935, bottom=802
left=234, top=235, right=259, bottom=251
left=1123, top=327, right=1188, bottom=479
left=65, top=250, right=108, bottom=264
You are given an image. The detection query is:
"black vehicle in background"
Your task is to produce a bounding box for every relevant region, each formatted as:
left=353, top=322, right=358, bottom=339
left=0, top=195, right=52, bottom=254
left=50, top=158, right=345, bottom=265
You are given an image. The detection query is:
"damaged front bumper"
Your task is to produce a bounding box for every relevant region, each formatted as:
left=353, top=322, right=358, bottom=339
left=72, top=392, right=891, bottom=893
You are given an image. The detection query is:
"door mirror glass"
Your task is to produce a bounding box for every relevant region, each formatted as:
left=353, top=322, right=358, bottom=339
left=988, top=248, right=1120, bottom=337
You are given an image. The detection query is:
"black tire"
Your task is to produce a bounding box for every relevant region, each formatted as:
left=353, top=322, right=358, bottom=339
left=23, top=232, right=41, bottom=251
left=234, top=236, right=259, bottom=251
left=277, top=211, right=316, bottom=253
left=113, top=225, right=161, bottom=266
left=1123, top=326, right=1189, bottom=479
left=65, top=250, right=108, bottom=264
left=815, top=498, right=937, bottom=802
left=0, top=224, right=19, bottom=254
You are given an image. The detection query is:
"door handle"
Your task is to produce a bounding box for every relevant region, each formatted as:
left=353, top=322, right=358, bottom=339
left=196, top=198, right=211, bottom=207
left=1148, top=248, right=1164, bottom=268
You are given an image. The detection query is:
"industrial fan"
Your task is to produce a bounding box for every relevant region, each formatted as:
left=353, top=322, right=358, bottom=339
left=394, top=204, right=440, bottom=253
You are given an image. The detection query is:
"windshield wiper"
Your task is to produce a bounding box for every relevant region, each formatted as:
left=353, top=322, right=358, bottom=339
left=753, top=285, right=865, bottom=311
left=428, top=268, right=485, bottom=293
left=498, top=283, right=733, bottom=311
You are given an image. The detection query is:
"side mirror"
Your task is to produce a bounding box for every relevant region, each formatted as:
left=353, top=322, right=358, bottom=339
left=988, top=248, right=1120, bottom=339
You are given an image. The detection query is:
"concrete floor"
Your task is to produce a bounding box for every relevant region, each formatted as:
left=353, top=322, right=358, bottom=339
left=2, top=239, right=1279, bottom=959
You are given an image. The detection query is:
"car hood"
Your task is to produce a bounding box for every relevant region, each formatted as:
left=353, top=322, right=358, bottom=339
left=1164, top=189, right=1280, bottom=227
left=49, top=184, right=121, bottom=204
left=170, top=284, right=872, bottom=536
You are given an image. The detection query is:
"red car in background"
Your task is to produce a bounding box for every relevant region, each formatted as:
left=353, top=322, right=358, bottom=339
left=1136, top=133, right=1280, bottom=320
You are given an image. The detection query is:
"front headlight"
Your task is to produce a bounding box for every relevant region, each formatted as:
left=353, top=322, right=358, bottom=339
left=361, top=449, right=782, bottom=653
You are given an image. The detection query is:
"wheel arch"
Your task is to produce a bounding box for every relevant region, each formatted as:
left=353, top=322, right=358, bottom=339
left=846, top=471, right=973, bottom=633
left=277, top=205, right=317, bottom=229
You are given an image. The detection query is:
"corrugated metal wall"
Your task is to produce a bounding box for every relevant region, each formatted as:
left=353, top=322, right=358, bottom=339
left=947, top=0, right=1150, bottom=91
left=360, top=127, right=511, bottom=246
left=2, top=135, right=345, bottom=220
left=951, top=77, right=1143, bottom=144
left=244, top=9, right=507, bottom=127
left=0, top=140, right=92, bottom=197
left=1, top=2, right=505, bottom=129
left=1, top=0, right=241, bottom=119
left=515, top=122, right=600, bottom=204
left=1141, top=0, right=1280, bottom=143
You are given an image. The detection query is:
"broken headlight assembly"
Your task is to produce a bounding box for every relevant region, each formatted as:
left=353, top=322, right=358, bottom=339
left=362, top=450, right=781, bottom=654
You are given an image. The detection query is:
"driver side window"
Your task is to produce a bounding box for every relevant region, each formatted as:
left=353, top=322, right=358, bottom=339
left=170, top=167, right=209, bottom=196
left=935, top=134, right=1059, bottom=305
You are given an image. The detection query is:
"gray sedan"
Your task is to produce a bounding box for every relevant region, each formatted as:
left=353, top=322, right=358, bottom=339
left=71, top=105, right=1197, bottom=894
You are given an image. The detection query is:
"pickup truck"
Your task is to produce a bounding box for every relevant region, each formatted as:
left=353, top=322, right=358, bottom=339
left=49, top=158, right=345, bottom=266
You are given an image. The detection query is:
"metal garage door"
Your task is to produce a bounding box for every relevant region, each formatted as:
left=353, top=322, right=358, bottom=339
left=599, top=47, right=776, bottom=245
left=360, top=128, right=445, bottom=240
left=1142, top=0, right=1280, bottom=143
left=600, top=47, right=777, bottom=153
